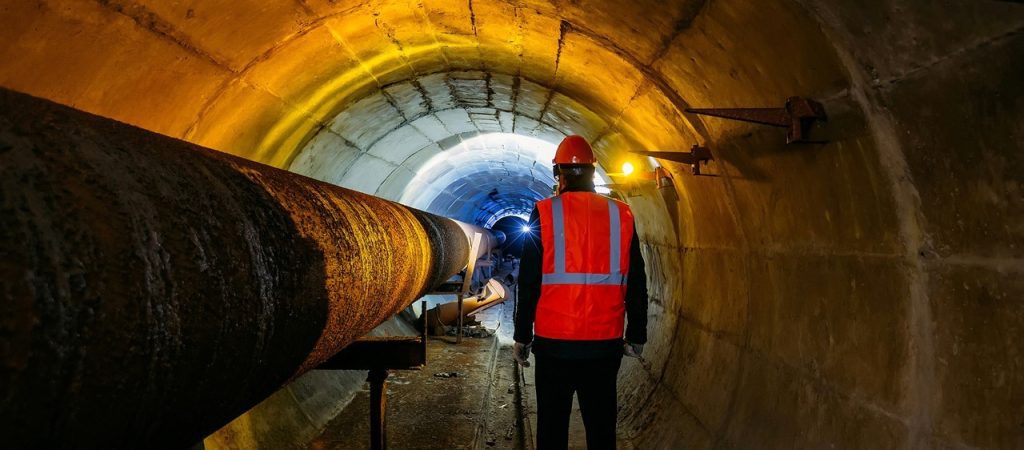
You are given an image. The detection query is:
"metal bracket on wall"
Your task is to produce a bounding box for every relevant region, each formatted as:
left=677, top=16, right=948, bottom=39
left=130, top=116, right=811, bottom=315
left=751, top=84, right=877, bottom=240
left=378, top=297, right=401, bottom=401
left=632, top=145, right=714, bottom=176
left=685, top=96, right=826, bottom=143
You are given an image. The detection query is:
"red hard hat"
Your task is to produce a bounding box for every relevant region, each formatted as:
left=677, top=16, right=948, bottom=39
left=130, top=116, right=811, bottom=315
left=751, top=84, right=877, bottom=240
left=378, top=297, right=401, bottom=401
left=553, top=135, right=596, bottom=165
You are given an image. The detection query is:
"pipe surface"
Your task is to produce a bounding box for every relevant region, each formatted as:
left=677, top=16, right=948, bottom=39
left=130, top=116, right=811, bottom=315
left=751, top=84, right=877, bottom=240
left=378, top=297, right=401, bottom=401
left=0, top=88, right=469, bottom=449
left=452, top=221, right=502, bottom=262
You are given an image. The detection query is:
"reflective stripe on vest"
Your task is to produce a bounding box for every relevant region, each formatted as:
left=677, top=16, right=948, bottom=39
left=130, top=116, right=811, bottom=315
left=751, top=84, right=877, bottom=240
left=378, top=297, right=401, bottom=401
left=541, top=195, right=627, bottom=286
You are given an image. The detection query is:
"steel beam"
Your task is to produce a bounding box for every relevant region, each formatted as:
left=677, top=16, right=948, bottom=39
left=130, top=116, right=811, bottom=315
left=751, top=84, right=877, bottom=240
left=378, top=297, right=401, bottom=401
left=0, top=88, right=472, bottom=449
left=685, top=96, right=826, bottom=143
left=632, top=145, right=714, bottom=175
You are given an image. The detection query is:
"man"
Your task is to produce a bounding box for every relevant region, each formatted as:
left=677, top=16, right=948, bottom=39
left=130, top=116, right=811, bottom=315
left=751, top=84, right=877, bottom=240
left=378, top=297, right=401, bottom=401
left=513, top=135, right=648, bottom=450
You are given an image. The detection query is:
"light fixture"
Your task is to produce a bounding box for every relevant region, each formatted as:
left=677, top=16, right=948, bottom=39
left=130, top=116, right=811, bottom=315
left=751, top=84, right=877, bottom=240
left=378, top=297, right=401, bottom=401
left=622, top=162, right=635, bottom=176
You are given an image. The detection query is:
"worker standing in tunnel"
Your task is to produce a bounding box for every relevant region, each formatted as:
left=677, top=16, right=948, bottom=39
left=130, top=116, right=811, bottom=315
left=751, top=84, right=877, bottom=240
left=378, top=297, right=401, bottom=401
left=513, top=135, right=648, bottom=450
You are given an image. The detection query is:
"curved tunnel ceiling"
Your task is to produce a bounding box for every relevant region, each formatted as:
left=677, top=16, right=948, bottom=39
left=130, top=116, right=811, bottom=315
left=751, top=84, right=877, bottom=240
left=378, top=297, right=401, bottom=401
left=286, top=73, right=615, bottom=227
left=2, top=1, right=1022, bottom=449
left=399, top=133, right=556, bottom=226
left=2, top=0, right=814, bottom=170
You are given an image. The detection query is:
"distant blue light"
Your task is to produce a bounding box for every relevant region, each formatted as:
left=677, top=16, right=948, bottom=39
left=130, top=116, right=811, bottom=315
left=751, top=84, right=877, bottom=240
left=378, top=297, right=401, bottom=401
left=521, top=225, right=531, bottom=233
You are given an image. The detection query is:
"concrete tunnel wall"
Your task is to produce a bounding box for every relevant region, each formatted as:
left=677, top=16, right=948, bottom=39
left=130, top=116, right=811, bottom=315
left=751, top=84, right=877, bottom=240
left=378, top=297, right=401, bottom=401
left=1, top=0, right=1022, bottom=448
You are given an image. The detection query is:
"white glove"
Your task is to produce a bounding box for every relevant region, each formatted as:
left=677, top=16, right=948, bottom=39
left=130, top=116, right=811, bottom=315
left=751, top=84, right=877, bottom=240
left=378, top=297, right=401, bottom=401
left=623, top=341, right=644, bottom=358
left=513, top=342, right=532, bottom=367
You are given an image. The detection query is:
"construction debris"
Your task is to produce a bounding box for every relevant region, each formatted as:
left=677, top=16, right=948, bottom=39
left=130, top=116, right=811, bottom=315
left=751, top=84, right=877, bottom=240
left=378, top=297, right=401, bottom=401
left=433, top=372, right=460, bottom=378
left=445, top=325, right=496, bottom=338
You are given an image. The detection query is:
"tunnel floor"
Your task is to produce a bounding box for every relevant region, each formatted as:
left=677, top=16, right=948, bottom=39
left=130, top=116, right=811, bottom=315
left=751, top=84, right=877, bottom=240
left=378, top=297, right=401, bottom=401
left=307, top=301, right=529, bottom=450
left=306, top=290, right=637, bottom=450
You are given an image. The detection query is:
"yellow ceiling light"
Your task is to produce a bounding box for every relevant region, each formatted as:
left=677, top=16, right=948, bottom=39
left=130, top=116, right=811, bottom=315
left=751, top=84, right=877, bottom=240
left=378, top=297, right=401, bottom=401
left=622, top=161, right=635, bottom=176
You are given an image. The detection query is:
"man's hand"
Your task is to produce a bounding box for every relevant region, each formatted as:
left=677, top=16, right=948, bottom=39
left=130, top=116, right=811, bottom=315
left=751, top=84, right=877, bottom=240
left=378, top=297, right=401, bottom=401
left=623, top=341, right=644, bottom=358
left=513, top=342, right=532, bottom=367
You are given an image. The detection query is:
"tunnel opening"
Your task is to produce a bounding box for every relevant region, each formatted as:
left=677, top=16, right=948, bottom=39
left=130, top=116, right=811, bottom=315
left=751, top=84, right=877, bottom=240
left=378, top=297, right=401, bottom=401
left=491, top=215, right=531, bottom=258
left=397, top=132, right=558, bottom=226
left=0, top=1, right=1021, bottom=449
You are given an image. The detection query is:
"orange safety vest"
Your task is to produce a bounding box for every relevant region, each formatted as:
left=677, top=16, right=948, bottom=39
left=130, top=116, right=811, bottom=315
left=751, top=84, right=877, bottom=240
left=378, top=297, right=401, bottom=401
left=535, top=192, right=634, bottom=340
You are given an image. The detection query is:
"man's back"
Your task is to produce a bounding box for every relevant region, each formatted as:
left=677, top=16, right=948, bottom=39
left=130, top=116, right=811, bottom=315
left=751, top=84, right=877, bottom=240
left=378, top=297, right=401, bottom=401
left=532, top=192, right=634, bottom=343
left=515, top=189, right=649, bottom=360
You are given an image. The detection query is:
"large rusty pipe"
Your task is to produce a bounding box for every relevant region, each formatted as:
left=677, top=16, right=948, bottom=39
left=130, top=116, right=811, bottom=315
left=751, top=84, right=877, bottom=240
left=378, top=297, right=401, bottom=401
left=0, top=88, right=470, bottom=449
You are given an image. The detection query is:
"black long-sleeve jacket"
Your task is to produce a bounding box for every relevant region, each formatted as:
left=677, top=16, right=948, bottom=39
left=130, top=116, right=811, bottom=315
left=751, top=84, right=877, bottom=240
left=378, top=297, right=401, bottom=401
left=514, top=189, right=649, bottom=359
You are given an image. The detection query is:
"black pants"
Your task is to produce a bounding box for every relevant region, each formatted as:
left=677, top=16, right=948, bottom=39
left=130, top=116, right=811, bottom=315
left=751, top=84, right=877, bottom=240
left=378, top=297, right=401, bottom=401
left=534, top=354, right=622, bottom=450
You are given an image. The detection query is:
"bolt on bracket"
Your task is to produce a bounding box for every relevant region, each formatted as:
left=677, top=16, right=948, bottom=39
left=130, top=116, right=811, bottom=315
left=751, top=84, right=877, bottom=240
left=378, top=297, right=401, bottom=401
left=685, top=96, right=826, bottom=143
